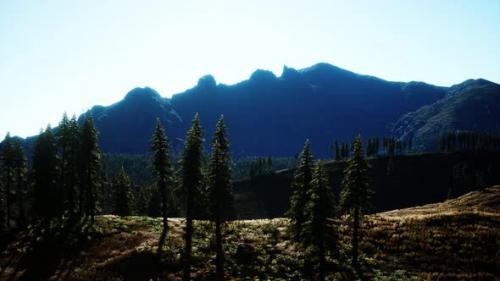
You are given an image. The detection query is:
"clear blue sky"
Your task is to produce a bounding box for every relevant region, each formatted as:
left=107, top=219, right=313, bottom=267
left=1, top=0, right=499, bottom=138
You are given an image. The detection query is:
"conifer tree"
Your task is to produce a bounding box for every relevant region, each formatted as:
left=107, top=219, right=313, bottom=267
left=303, top=162, right=335, bottom=281
left=286, top=139, right=314, bottom=240
left=33, top=126, right=61, bottom=220
left=207, top=116, right=233, bottom=280
left=151, top=118, right=173, bottom=252
left=79, top=116, right=101, bottom=223
left=112, top=166, right=133, bottom=216
left=180, top=114, right=204, bottom=281
left=12, top=139, right=28, bottom=227
left=340, top=135, right=371, bottom=269
left=58, top=114, right=80, bottom=214
left=0, top=133, right=14, bottom=229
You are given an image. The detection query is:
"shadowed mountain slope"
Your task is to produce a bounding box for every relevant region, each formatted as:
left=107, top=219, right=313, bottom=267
left=392, top=79, right=500, bottom=151
left=79, top=63, right=448, bottom=156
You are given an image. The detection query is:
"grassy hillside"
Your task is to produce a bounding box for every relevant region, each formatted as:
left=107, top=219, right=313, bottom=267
left=1, top=186, right=498, bottom=281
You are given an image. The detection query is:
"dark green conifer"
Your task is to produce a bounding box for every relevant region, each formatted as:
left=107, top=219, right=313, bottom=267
left=180, top=114, right=204, bottom=281
left=303, top=162, right=336, bottom=281
left=12, top=139, right=28, bottom=227
left=286, top=139, right=314, bottom=240
left=32, top=126, right=61, bottom=220
left=207, top=116, right=233, bottom=280
left=1, top=133, right=13, bottom=230
left=58, top=113, right=80, bottom=214
left=79, top=116, right=101, bottom=223
left=340, top=135, right=371, bottom=269
left=112, top=166, right=133, bottom=216
left=151, top=118, right=173, bottom=252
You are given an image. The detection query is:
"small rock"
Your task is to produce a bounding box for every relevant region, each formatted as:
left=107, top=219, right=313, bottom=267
left=235, top=243, right=255, bottom=265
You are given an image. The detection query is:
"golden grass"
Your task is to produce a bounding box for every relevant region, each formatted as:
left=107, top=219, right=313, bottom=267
left=1, top=186, right=498, bottom=281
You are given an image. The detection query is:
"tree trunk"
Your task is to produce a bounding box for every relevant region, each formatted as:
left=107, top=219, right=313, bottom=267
left=215, top=215, right=224, bottom=280
left=183, top=191, right=193, bottom=281
left=87, top=161, right=95, bottom=224
left=352, top=207, right=359, bottom=269
left=158, top=183, right=168, bottom=253
left=161, top=186, right=168, bottom=232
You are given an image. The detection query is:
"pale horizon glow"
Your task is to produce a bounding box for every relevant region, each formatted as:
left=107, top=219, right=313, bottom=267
left=1, top=0, right=499, bottom=138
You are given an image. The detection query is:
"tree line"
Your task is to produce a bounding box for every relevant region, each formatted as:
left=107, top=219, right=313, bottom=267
left=0, top=113, right=235, bottom=280
left=331, top=137, right=412, bottom=160
left=0, top=114, right=101, bottom=230
left=1, top=112, right=371, bottom=280
left=439, top=131, right=500, bottom=153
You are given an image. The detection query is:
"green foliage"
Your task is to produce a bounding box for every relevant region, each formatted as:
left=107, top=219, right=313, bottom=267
left=286, top=140, right=314, bottom=240
left=439, top=131, right=500, bottom=153
left=32, top=126, right=62, bottom=220
left=57, top=113, right=80, bottom=214
left=302, top=162, right=336, bottom=280
left=179, top=113, right=204, bottom=280
left=112, top=167, right=133, bottom=216
left=340, top=135, right=371, bottom=213
left=0, top=134, right=28, bottom=229
left=151, top=118, right=174, bottom=253
left=102, top=153, right=153, bottom=186
left=207, top=116, right=234, bottom=221
left=233, top=156, right=295, bottom=180
left=151, top=118, right=173, bottom=229
left=207, top=116, right=234, bottom=279
left=79, top=115, right=102, bottom=223
left=340, top=134, right=371, bottom=268
left=151, top=119, right=173, bottom=193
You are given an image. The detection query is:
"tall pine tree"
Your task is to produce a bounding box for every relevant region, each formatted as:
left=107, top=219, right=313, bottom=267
left=79, top=116, right=101, bottom=223
left=180, top=114, right=204, bottom=281
left=340, top=135, right=371, bottom=269
left=1, top=133, right=14, bottom=230
left=286, top=139, right=314, bottom=240
left=1, top=136, right=28, bottom=229
left=58, top=114, right=80, bottom=215
left=12, top=139, right=28, bottom=227
left=32, top=126, right=61, bottom=220
left=207, top=116, right=233, bottom=280
left=303, top=162, right=335, bottom=281
left=151, top=118, right=173, bottom=252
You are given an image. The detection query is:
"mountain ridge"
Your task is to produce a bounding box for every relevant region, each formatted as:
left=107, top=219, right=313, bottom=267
left=15, top=62, right=499, bottom=157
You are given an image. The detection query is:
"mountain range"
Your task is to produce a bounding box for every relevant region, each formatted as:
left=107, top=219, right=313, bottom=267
left=23, top=63, right=500, bottom=157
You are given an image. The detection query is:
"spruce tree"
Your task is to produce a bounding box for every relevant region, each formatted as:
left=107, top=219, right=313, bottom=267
left=112, top=166, right=133, bottom=216
left=151, top=118, right=173, bottom=252
left=58, top=114, right=80, bottom=215
left=303, top=162, right=335, bottom=281
left=286, top=139, right=314, bottom=240
left=340, top=135, right=371, bottom=269
left=32, top=126, right=61, bottom=220
left=207, top=116, right=233, bottom=280
left=180, top=114, right=204, bottom=281
left=12, top=139, right=28, bottom=227
left=0, top=133, right=14, bottom=229
left=79, top=116, right=101, bottom=223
